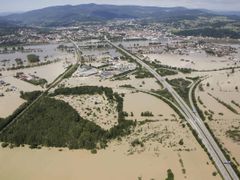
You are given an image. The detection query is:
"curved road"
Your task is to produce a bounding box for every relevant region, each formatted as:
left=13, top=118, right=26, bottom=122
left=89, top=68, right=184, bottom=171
left=105, top=37, right=239, bottom=180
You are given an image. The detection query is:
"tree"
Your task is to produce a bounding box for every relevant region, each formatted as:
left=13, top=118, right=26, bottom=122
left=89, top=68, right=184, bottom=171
left=18, top=46, right=24, bottom=51
left=15, top=58, right=23, bottom=66
left=27, top=54, right=40, bottom=63
left=0, top=87, right=135, bottom=150
left=212, top=172, right=217, bottom=176
left=166, top=169, right=174, bottom=180
left=179, top=139, right=184, bottom=145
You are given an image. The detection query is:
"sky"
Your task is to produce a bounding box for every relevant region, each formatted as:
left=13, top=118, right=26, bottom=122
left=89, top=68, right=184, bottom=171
left=0, top=0, right=239, bottom=13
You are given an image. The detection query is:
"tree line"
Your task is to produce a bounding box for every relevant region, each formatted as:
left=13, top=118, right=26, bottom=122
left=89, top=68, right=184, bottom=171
left=0, top=86, right=135, bottom=150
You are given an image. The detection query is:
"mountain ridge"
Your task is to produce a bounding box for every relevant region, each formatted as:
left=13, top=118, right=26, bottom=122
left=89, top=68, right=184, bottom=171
left=3, top=3, right=215, bottom=27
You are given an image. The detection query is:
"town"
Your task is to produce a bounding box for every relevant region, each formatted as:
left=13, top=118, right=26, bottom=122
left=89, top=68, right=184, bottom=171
left=0, top=3, right=240, bottom=180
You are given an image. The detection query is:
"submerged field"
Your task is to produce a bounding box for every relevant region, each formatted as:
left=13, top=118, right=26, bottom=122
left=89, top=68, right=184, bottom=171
left=1, top=39, right=240, bottom=179
left=195, top=69, right=240, bottom=166
left=0, top=82, right=220, bottom=179
left=0, top=91, right=219, bottom=180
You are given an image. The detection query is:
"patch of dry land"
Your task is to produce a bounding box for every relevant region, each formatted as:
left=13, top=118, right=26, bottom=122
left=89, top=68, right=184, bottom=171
left=0, top=83, right=220, bottom=180
left=195, top=68, right=240, bottom=165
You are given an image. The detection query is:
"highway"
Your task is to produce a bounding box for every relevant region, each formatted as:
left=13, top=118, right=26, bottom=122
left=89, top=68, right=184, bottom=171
left=105, top=37, right=239, bottom=180
left=188, top=78, right=203, bottom=119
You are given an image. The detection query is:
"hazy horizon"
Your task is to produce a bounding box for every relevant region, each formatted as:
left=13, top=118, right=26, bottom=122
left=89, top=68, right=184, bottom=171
left=0, top=0, right=240, bottom=13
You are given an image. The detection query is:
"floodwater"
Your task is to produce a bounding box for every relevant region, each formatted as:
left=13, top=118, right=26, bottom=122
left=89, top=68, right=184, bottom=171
left=113, top=40, right=150, bottom=48
left=0, top=44, right=74, bottom=68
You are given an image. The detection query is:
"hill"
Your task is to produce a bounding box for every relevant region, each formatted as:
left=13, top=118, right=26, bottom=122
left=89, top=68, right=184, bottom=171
left=4, top=3, right=213, bottom=27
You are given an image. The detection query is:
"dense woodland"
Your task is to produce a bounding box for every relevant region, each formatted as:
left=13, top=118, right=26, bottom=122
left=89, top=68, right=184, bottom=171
left=174, top=28, right=240, bottom=39
left=27, top=54, right=40, bottom=63
left=0, top=86, right=135, bottom=149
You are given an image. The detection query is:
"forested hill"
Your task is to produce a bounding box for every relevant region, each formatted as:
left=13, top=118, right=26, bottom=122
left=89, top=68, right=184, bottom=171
left=4, top=3, right=212, bottom=27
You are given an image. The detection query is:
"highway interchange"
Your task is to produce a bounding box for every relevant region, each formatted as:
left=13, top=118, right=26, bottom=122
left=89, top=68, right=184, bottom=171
left=105, top=36, right=239, bottom=180
left=0, top=35, right=238, bottom=179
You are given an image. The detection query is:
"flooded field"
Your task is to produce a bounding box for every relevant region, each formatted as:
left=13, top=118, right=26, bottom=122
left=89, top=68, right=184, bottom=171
left=55, top=94, right=118, bottom=130
left=0, top=90, right=220, bottom=180
left=113, top=40, right=150, bottom=48
left=143, top=43, right=240, bottom=71
left=0, top=143, right=219, bottom=180
left=123, top=92, right=175, bottom=120
left=145, top=52, right=239, bottom=71
left=0, top=75, right=42, bottom=118
left=0, top=44, right=73, bottom=68
left=195, top=69, right=240, bottom=164
left=0, top=39, right=238, bottom=179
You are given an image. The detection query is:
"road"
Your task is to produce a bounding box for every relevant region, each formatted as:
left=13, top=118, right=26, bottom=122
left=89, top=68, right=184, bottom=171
left=188, top=78, right=203, bottom=119
left=105, top=37, right=239, bottom=180
left=0, top=38, right=81, bottom=134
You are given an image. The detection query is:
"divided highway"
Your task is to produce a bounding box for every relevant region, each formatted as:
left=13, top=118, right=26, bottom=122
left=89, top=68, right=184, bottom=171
left=105, top=37, right=239, bottom=180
